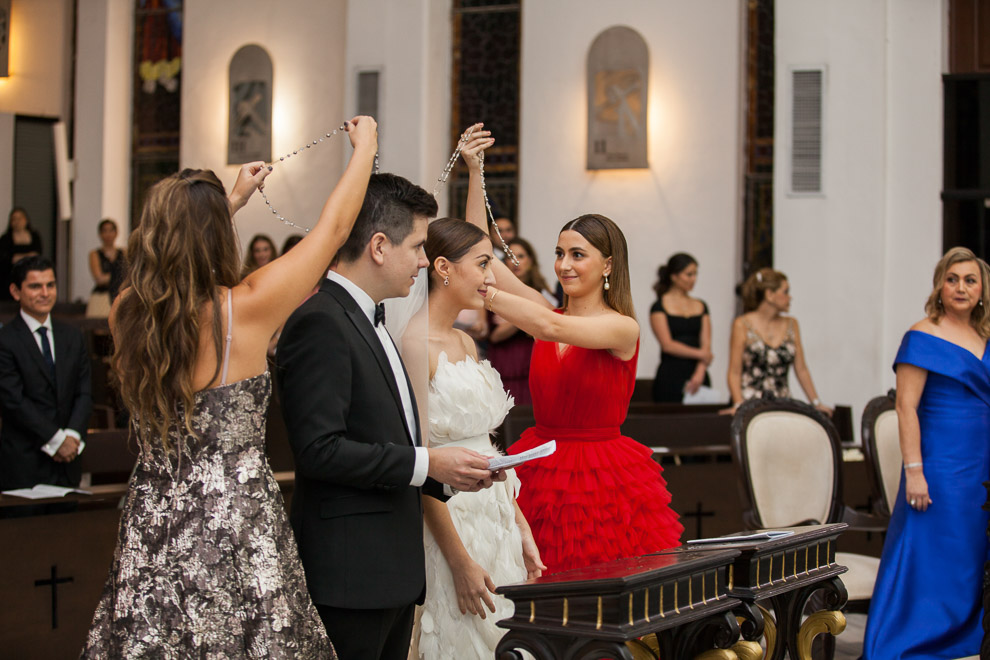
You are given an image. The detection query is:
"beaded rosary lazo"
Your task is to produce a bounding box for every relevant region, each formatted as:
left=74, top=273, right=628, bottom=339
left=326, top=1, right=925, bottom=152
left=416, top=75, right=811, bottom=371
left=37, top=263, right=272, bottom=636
left=258, top=123, right=380, bottom=233
left=432, top=127, right=518, bottom=266
left=259, top=123, right=516, bottom=267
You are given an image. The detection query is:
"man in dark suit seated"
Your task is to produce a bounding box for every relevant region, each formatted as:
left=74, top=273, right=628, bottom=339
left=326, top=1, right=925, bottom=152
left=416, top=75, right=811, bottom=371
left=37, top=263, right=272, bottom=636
left=0, top=256, right=92, bottom=491
left=277, top=173, right=499, bottom=660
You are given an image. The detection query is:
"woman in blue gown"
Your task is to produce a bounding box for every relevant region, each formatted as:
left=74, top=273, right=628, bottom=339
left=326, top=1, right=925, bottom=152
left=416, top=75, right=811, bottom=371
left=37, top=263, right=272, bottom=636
left=863, top=247, right=990, bottom=659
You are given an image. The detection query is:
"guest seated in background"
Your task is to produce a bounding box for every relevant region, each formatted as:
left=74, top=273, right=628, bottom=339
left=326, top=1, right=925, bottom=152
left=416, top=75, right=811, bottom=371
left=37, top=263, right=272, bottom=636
left=0, top=207, right=43, bottom=302
left=240, top=233, right=277, bottom=279
left=86, top=219, right=125, bottom=318
left=487, top=237, right=555, bottom=405
left=863, top=247, right=990, bottom=659
left=724, top=267, right=831, bottom=415
left=0, top=256, right=91, bottom=491
left=649, top=252, right=712, bottom=402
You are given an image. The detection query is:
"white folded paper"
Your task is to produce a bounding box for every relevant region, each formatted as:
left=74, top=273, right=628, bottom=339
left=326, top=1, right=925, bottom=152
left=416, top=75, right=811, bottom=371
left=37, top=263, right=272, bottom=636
left=488, top=440, right=556, bottom=471
left=686, top=530, right=794, bottom=545
left=1, top=484, right=91, bottom=499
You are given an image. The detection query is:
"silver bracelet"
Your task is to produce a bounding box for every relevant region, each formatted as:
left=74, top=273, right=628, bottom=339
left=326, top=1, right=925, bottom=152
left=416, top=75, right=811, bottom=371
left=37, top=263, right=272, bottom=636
left=811, top=398, right=822, bottom=407
left=904, top=461, right=923, bottom=469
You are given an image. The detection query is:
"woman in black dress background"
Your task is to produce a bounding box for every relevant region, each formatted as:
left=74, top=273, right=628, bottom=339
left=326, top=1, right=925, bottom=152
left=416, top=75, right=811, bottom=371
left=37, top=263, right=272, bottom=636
left=650, top=253, right=712, bottom=402
left=0, top=207, right=43, bottom=301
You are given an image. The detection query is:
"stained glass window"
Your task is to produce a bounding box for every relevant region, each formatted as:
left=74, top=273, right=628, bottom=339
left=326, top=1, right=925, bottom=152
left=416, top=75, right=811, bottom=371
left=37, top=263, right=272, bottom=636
left=131, top=0, right=182, bottom=227
left=742, top=0, right=774, bottom=278
left=449, top=1, right=520, bottom=226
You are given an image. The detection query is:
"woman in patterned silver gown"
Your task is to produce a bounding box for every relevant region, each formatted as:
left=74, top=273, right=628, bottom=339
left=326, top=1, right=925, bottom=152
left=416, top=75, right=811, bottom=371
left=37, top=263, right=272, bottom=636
left=81, top=117, right=378, bottom=659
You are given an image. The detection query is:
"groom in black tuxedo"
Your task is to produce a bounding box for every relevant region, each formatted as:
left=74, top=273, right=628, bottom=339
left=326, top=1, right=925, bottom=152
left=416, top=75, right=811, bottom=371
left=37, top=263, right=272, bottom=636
left=276, top=173, right=497, bottom=660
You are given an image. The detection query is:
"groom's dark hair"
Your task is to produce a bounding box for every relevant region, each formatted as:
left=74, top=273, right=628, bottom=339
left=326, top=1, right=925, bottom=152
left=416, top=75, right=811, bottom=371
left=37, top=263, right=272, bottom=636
left=333, top=173, right=438, bottom=265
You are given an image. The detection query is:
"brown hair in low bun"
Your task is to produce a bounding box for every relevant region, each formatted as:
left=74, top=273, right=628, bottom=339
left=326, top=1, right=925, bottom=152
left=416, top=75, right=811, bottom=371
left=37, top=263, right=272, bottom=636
left=740, top=267, right=787, bottom=312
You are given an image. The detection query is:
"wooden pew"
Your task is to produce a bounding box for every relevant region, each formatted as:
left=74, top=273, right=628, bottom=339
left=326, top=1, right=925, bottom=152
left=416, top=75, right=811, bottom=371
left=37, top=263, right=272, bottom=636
left=79, top=429, right=137, bottom=486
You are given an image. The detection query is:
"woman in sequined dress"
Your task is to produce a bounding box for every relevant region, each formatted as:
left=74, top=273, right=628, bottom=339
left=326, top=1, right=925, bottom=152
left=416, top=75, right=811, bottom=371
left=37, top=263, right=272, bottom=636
left=723, top=267, right=832, bottom=416
left=81, top=116, right=377, bottom=659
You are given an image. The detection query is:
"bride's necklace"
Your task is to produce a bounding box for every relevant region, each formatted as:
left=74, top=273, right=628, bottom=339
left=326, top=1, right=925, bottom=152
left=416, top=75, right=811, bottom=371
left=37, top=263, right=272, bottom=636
left=433, top=127, right=518, bottom=267
left=259, top=124, right=380, bottom=233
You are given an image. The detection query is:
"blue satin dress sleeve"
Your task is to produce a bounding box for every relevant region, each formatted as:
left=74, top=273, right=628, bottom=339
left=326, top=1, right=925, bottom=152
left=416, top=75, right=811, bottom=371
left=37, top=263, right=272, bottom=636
left=863, top=330, right=990, bottom=659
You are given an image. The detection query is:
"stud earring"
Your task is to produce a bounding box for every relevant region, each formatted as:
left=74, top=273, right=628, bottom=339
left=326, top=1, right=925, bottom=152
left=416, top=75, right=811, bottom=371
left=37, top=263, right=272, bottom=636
left=604, top=274, right=610, bottom=291
left=443, top=276, right=449, bottom=286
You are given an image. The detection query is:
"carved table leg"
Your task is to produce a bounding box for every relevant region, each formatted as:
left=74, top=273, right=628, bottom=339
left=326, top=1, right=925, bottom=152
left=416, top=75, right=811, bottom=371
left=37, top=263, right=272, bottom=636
left=756, top=604, right=779, bottom=660
left=694, top=650, right=739, bottom=660
left=656, top=610, right=741, bottom=659
left=797, top=610, right=846, bottom=660
left=767, top=577, right=848, bottom=660
left=496, top=632, right=636, bottom=660
left=496, top=630, right=563, bottom=660
left=730, top=640, right=764, bottom=660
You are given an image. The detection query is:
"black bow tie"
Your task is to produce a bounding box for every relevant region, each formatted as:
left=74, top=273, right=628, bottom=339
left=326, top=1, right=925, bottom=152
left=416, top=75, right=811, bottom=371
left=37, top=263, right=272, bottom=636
left=374, top=303, right=386, bottom=327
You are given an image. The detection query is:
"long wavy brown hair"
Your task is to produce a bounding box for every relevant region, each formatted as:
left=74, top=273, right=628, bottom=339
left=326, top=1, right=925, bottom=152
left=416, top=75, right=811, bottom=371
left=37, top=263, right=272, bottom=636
left=113, top=169, right=240, bottom=451
left=559, top=214, right=635, bottom=318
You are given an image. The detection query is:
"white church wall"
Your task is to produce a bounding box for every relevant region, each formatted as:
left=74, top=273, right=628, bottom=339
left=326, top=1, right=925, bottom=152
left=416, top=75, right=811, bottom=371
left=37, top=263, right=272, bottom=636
left=343, top=0, right=451, bottom=214
left=0, top=0, right=72, bottom=118
left=775, top=0, right=944, bottom=432
left=181, top=0, right=348, bottom=260
left=518, top=2, right=744, bottom=389
left=71, top=0, right=132, bottom=301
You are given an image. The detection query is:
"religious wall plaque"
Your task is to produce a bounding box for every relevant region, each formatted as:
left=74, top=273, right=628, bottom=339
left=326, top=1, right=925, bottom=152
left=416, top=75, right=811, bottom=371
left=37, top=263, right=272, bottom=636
left=228, top=44, right=272, bottom=164
left=587, top=26, right=649, bottom=170
left=0, top=0, right=10, bottom=78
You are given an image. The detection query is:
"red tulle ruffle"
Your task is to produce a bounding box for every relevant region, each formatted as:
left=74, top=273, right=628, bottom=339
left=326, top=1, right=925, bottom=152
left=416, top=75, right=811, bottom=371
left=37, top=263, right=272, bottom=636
left=511, top=431, right=683, bottom=575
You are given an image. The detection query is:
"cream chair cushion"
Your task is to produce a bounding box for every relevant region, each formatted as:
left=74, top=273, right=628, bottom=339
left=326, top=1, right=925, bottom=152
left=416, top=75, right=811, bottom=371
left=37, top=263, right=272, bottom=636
left=745, top=411, right=834, bottom=527
left=873, top=409, right=902, bottom=512
left=835, top=551, right=880, bottom=601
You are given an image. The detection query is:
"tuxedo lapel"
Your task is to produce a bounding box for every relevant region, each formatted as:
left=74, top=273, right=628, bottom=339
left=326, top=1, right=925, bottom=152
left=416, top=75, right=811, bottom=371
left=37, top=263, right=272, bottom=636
left=323, top=280, right=415, bottom=445
left=12, top=315, right=55, bottom=389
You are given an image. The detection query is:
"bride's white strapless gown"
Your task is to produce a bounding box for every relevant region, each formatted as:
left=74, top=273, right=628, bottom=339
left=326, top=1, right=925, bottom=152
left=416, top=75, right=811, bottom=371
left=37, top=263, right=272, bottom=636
left=417, top=353, right=528, bottom=660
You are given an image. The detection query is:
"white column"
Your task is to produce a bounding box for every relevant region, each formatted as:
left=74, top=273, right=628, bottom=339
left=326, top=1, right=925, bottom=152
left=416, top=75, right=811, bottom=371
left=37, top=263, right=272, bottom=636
left=72, top=0, right=132, bottom=302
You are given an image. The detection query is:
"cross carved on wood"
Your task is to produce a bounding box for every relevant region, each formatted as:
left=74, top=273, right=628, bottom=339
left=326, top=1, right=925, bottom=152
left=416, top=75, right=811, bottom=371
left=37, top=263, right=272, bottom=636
left=34, top=564, right=73, bottom=629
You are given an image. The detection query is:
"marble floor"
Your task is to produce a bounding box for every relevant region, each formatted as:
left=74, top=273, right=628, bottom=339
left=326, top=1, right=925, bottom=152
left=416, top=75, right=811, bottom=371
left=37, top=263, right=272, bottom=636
left=834, top=612, right=865, bottom=660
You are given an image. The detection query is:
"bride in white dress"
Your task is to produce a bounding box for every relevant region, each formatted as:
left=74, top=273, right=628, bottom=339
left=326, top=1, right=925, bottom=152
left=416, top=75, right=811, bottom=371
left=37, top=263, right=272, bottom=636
left=405, top=205, right=545, bottom=659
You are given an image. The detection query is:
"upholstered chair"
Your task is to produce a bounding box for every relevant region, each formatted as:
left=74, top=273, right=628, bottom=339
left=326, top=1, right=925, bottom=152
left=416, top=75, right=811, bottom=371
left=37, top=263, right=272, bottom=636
left=730, top=398, right=882, bottom=604
left=860, top=391, right=901, bottom=519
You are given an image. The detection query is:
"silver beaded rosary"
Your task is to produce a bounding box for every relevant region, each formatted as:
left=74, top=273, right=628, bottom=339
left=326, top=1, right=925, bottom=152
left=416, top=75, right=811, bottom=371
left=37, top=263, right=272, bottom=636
left=259, top=123, right=380, bottom=233
left=433, top=127, right=518, bottom=266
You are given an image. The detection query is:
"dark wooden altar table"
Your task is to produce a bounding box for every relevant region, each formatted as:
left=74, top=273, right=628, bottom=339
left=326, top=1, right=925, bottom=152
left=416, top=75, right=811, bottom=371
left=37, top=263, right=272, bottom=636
left=495, top=548, right=745, bottom=660
left=656, top=523, right=850, bottom=660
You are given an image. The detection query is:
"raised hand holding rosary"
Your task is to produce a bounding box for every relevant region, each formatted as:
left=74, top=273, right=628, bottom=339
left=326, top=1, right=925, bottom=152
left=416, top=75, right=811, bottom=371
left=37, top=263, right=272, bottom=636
left=433, top=125, right=518, bottom=266
left=259, top=122, right=380, bottom=233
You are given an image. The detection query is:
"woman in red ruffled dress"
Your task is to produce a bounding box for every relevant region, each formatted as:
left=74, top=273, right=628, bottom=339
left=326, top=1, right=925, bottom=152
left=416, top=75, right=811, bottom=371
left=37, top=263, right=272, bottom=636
left=462, top=131, right=682, bottom=573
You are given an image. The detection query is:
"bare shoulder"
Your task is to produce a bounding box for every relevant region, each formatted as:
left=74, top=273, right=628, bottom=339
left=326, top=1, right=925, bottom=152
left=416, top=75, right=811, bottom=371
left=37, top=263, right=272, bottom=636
left=910, top=317, right=936, bottom=333
left=454, top=328, right=480, bottom=361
